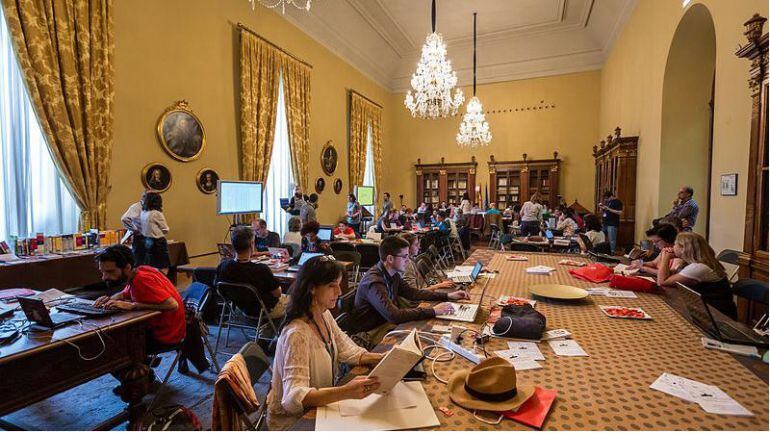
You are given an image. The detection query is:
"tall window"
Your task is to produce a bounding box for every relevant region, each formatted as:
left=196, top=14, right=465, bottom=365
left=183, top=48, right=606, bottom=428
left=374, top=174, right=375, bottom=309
left=0, top=9, right=79, bottom=243
left=264, top=74, right=294, bottom=239
left=362, top=122, right=375, bottom=216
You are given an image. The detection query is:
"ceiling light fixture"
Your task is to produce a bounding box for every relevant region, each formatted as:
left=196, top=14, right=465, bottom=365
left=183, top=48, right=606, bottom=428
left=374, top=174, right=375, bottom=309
left=249, top=0, right=312, bottom=14
left=457, top=12, right=491, bottom=148
left=404, top=0, right=464, bottom=119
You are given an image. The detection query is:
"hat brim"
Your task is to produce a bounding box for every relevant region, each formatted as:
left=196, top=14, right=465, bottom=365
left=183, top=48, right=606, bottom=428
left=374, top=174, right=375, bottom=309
left=448, top=370, right=535, bottom=413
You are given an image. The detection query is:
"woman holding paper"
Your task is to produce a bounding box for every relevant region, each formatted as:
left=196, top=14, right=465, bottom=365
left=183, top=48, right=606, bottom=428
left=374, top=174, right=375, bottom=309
left=267, top=256, right=385, bottom=430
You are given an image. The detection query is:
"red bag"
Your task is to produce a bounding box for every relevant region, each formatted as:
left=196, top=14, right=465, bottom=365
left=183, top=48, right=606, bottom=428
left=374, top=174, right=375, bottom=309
left=568, top=263, right=613, bottom=283
left=608, top=274, right=658, bottom=293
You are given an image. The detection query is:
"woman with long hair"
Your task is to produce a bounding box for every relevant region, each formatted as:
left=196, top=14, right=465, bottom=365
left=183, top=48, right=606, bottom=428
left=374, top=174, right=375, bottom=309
left=267, top=257, right=384, bottom=429
left=519, top=192, right=544, bottom=237
left=139, top=192, right=170, bottom=274
left=657, top=232, right=736, bottom=318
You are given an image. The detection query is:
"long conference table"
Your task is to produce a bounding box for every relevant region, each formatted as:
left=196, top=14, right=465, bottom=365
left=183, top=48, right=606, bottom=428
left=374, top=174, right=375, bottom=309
left=293, top=250, right=769, bottom=430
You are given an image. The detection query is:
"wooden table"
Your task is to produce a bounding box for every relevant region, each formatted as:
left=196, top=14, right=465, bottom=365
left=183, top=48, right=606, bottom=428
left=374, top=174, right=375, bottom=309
left=0, top=241, right=189, bottom=290
left=293, top=250, right=769, bottom=430
left=0, top=304, right=159, bottom=430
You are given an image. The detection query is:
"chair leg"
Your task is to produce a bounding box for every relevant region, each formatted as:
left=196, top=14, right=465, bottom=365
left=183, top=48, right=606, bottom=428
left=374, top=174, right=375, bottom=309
left=148, top=349, right=182, bottom=410
left=214, top=302, right=227, bottom=354
left=204, top=338, right=221, bottom=372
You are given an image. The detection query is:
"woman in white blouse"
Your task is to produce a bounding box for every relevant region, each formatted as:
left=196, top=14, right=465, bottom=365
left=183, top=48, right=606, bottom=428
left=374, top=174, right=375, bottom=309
left=139, top=192, right=170, bottom=274
left=459, top=192, right=473, bottom=215
left=267, top=256, right=384, bottom=430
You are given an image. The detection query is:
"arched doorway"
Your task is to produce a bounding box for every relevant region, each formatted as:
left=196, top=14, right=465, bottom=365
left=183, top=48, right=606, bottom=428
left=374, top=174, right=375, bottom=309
left=660, top=3, right=716, bottom=236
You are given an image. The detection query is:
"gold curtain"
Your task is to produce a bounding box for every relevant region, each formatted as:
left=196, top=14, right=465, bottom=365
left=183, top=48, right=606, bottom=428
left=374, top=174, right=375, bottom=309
left=348, top=92, right=383, bottom=214
left=2, top=0, right=114, bottom=229
left=281, top=56, right=311, bottom=190
left=239, top=30, right=280, bottom=183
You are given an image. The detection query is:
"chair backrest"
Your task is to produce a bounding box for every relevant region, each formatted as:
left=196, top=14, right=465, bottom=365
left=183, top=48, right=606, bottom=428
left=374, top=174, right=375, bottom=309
left=717, top=249, right=741, bottom=266
left=336, top=287, right=358, bottom=315
left=732, top=278, right=769, bottom=305
left=217, top=243, right=235, bottom=260
left=489, top=223, right=500, bottom=233
left=238, top=342, right=272, bottom=386
left=183, top=282, right=212, bottom=315
left=414, top=254, right=434, bottom=281
left=216, top=281, right=264, bottom=318
left=355, top=243, right=380, bottom=269
left=280, top=243, right=297, bottom=258
left=192, top=266, right=217, bottom=287
left=331, top=250, right=362, bottom=266
left=330, top=242, right=356, bottom=252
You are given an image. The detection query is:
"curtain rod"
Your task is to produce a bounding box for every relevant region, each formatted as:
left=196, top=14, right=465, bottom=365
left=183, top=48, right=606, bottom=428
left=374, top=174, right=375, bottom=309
left=236, top=22, right=313, bottom=69
left=349, top=89, right=383, bottom=109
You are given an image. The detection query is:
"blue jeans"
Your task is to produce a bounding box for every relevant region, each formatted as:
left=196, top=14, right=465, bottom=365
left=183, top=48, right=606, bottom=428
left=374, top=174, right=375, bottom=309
left=603, top=225, right=618, bottom=254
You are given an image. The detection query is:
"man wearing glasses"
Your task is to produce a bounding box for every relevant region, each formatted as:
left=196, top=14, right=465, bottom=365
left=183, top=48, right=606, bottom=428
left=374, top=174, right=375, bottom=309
left=351, top=236, right=469, bottom=347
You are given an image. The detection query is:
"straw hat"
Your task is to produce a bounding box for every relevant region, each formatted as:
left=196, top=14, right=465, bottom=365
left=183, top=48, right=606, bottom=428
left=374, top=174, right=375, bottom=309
left=448, top=356, right=535, bottom=412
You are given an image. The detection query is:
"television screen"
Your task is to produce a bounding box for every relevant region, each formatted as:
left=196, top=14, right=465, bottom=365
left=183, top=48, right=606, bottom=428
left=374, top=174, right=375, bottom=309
left=356, top=185, right=375, bottom=206
left=217, top=181, right=263, bottom=214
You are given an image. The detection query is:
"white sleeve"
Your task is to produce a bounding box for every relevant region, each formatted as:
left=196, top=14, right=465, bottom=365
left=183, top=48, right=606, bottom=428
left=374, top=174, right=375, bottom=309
left=279, top=329, right=315, bottom=415
left=154, top=212, right=170, bottom=234
left=328, top=312, right=366, bottom=365
left=678, top=263, right=711, bottom=283
left=121, top=203, right=140, bottom=231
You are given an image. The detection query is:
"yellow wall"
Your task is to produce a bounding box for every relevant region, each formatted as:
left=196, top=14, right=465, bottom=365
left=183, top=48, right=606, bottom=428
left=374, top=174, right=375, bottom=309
left=108, top=0, right=390, bottom=259
left=599, top=0, right=768, bottom=252
left=383, top=71, right=601, bottom=210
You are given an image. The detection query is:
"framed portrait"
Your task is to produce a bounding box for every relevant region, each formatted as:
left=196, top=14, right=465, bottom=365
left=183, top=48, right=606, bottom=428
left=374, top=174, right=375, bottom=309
left=315, top=177, right=326, bottom=194
left=141, top=162, right=172, bottom=193
left=157, top=100, right=206, bottom=162
left=720, top=173, right=738, bottom=196
left=196, top=168, right=219, bottom=194
left=334, top=178, right=343, bottom=194
left=320, top=140, right=338, bottom=176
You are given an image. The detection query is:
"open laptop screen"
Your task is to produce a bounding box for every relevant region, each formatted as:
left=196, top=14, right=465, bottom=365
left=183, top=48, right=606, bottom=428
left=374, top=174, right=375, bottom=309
left=317, top=228, right=333, bottom=241
left=298, top=252, right=324, bottom=266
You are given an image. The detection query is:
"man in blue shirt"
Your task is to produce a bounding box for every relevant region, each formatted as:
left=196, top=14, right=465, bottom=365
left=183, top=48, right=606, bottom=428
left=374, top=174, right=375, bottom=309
left=435, top=211, right=451, bottom=235
left=664, top=186, right=699, bottom=232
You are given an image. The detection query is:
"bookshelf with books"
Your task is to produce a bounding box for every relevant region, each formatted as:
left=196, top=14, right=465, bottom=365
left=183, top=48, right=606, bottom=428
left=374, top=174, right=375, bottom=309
left=489, top=152, right=561, bottom=208
left=415, top=157, right=477, bottom=208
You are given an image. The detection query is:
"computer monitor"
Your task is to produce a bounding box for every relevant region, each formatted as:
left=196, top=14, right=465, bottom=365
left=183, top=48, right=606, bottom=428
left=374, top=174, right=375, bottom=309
left=355, top=185, right=375, bottom=206
left=217, top=181, right=263, bottom=215
left=317, top=227, right=333, bottom=241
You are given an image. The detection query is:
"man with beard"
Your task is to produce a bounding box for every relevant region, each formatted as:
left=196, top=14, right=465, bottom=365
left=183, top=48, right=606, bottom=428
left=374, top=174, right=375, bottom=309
left=93, top=245, right=185, bottom=354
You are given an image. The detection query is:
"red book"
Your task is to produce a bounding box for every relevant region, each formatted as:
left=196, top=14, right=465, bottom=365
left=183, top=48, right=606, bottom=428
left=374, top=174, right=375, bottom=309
left=502, top=387, right=557, bottom=429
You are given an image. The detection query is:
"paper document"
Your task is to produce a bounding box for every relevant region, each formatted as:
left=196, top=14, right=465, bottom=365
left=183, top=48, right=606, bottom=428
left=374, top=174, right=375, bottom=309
left=338, top=382, right=418, bottom=416
left=317, top=382, right=440, bottom=431
left=367, top=328, right=423, bottom=393
left=613, top=263, right=639, bottom=275
left=543, top=329, right=572, bottom=340
left=38, top=289, right=74, bottom=305
left=504, top=341, right=545, bottom=360
left=526, top=266, right=555, bottom=275
left=494, top=351, right=542, bottom=371
left=701, top=337, right=760, bottom=358
left=548, top=339, right=589, bottom=357
left=586, top=288, right=610, bottom=296
left=649, top=373, right=753, bottom=416
left=605, top=290, right=638, bottom=298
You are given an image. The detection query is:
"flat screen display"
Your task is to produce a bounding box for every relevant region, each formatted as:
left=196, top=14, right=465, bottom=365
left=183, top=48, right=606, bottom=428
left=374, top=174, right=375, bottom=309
left=217, top=181, right=263, bottom=214
left=356, top=185, right=375, bottom=206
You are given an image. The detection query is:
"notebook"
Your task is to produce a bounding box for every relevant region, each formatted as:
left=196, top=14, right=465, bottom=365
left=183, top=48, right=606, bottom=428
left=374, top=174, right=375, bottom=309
left=367, top=328, right=424, bottom=393
left=503, top=387, right=558, bottom=429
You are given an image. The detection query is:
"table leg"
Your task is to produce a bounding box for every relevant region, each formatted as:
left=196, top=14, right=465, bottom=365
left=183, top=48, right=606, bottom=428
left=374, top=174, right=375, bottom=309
left=114, top=363, right=151, bottom=430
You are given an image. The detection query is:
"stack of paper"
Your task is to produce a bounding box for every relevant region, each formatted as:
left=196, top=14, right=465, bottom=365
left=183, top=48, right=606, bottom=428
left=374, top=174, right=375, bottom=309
left=650, top=373, right=753, bottom=416
left=585, top=288, right=637, bottom=298
left=548, top=339, right=589, bottom=357
left=701, top=337, right=760, bottom=358
left=543, top=329, right=572, bottom=340
left=526, top=265, right=555, bottom=275
left=494, top=341, right=546, bottom=370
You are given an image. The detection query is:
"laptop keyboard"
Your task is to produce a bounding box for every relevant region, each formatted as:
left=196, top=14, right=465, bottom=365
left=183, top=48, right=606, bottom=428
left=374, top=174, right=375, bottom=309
left=57, top=302, right=114, bottom=316
left=452, top=275, right=473, bottom=284
left=717, top=322, right=762, bottom=343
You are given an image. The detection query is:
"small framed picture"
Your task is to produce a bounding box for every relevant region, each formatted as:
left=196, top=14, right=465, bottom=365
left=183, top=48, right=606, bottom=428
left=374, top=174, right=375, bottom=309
left=196, top=168, right=219, bottom=194
left=720, top=173, right=738, bottom=196
left=141, top=162, right=172, bottom=193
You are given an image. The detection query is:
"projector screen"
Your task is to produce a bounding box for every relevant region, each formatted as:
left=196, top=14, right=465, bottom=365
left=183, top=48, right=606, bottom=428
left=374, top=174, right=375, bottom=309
left=355, top=185, right=375, bottom=206
left=218, top=181, right=263, bottom=214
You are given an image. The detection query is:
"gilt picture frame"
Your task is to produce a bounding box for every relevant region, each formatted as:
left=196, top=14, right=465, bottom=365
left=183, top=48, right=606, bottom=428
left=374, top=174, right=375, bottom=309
left=157, top=100, right=206, bottom=162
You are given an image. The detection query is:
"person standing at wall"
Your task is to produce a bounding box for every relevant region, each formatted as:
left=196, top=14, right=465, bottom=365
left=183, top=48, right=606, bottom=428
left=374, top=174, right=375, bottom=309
left=599, top=190, right=623, bottom=253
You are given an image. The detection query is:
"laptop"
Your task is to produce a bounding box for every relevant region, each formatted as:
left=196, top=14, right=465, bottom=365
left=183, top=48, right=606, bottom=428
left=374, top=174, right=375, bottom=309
left=674, top=282, right=768, bottom=347
left=317, top=227, right=333, bottom=241
left=436, top=267, right=492, bottom=323
left=450, top=261, right=483, bottom=285
left=288, top=252, right=325, bottom=272
left=267, top=247, right=290, bottom=262
left=18, top=296, right=82, bottom=329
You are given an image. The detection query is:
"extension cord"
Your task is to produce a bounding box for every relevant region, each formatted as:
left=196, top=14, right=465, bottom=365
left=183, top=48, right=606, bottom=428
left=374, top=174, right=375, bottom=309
left=439, top=336, right=484, bottom=364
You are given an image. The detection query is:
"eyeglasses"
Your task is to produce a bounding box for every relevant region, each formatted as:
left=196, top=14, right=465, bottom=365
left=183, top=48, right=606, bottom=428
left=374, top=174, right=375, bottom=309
left=391, top=254, right=410, bottom=259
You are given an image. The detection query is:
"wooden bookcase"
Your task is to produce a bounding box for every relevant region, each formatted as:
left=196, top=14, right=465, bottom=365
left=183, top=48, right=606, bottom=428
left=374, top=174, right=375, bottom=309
left=736, top=14, right=768, bottom=323
left=593, top=127, right=638, bottom=252
left=488, top=152, right=561, bottom=208
left=415, top=157, right=477, bottom=207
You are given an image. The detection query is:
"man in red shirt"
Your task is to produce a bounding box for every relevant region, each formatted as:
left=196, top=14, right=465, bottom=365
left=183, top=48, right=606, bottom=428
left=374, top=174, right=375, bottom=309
left=94, top=245, right=185, bottom=354
left=333, top=220, right=357, bottom=240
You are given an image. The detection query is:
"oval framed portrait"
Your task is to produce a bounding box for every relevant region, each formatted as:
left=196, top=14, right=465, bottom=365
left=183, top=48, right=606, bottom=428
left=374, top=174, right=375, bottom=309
left=157, top=100, right=206, bottom=162
left=320, top=140, right=338, bottom=176
left=333, top=178, right=343, bottom=194
left=196, top=168, right=219, bottom=194
left=315, top=177, right=325, bottom=194
left=141, top=162, right=172, bottom=193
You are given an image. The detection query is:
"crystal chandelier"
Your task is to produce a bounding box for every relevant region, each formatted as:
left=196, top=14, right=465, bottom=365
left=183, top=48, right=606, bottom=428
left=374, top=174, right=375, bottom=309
left=249, top=0, right=312, bottom=14
left=404, top=0, right=464, bottom=119
left=457, top=13, right=491, bottom=148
